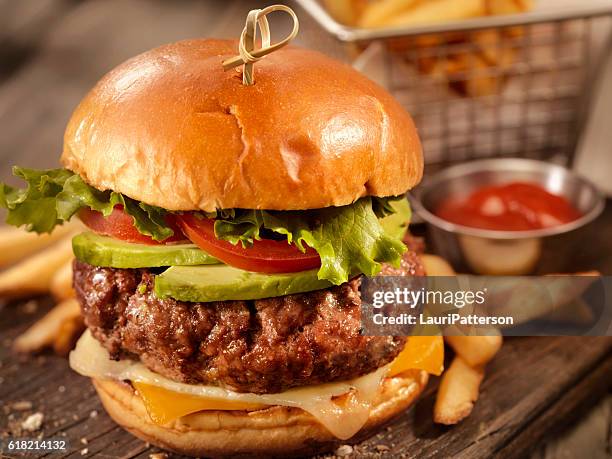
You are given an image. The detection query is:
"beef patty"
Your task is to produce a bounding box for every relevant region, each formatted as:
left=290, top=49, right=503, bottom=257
left=74, top=249, right=424, bottom=394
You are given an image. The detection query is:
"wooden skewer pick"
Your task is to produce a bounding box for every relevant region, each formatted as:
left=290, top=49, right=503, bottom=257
left=222, top=4, right=299, bottom=85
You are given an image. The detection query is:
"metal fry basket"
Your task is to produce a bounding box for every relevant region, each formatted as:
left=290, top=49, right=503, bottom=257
left=296, top=1, right=612, bottom=171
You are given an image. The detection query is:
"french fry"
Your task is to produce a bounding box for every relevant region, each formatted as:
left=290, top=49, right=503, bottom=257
left=0, top=222, right=78, bottom=268
left=490, top=42, right=516, bottom=71
left=0, top=237, right=74, bottom=298
left=13, top=298, right=81, bottom=353
left=421, top=254, right=456, bottom=276
left=473, top=29, right=517, bottom=71
left=323, top=0, right=368, bottom=26
left=359, top=0, right=420, bottom=28
left=472, top=29, right=500, bottom=64
left=455, top=53, right=500, bottom=97
left=386, top=0, right=487, bottom=27
left=434, top=356, right=485, bottom=424
left=445, top=334, right=503, bottom=367
left=486, top=0, right=532, bottom=15
left=53, top=315, right=85, bottom=356
left=486, top=272, right=599, bottom=324
left=50, top=258, right=75, bottom=300
left=486, top=0, right=532, bottom=37
left=514, top=0, right=534, bottom=12
left=369, top=0, right=533, bottom=100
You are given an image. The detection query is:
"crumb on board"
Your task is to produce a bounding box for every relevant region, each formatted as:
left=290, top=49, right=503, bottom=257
left=149, top=453, right=168, bottom=459
left=81, top=447, right=89, bottom=455
left=11, top=400, right=32, bottom=411
left=335, top=444, right=354, bottom=456
left=312, top=441, right=402, bottom=458
left=89, top=410, right=98, bottom=418
left=21, top=412, right=43, bottom=431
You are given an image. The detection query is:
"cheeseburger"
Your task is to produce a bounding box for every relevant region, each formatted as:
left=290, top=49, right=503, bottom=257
left=0, top=36, right=442, bottom=457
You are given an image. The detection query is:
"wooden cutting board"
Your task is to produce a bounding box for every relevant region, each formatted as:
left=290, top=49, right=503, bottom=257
left=1, top=298, right=610, bottom=459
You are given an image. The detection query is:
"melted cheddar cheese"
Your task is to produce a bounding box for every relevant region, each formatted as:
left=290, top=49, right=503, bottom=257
left=132, top=382, right=266, bottom=424
left=133, top=336, right=444, bottom=425
left=390, top=335, right=444, bottom=376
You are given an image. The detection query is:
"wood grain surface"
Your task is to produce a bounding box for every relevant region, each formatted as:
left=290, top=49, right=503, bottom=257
left=0, top=1, right=611, bottom=458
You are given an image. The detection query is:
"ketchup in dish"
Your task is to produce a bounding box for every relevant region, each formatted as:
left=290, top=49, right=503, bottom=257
left=435, top=182, right=581, bottom=231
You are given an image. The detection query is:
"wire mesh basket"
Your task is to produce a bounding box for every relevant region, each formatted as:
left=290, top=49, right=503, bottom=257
left=296, top=1, right=612, bottom=171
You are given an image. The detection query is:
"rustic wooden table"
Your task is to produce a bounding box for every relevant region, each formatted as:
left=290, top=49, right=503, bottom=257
left=0, top=1, right=611, bottom=458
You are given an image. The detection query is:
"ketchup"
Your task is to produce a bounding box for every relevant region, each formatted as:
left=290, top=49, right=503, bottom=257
left=435, top=182, right=581, bottom=231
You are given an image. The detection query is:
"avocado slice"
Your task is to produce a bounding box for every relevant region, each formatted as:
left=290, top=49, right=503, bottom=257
left=153, top=199, right=412, bottom=302
left=73, top=232, right=219, bottom=268
left=154, top=264, right=333, bottom=302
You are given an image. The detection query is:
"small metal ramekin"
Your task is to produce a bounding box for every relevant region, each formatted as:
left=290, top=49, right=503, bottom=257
left=411, top=158, right=605, bottom=274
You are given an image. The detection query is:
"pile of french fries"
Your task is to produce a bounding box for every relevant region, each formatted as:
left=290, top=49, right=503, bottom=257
left=325, top=0, right=534, bottom=97
left=0, top=222, right=84, bottom=356
left=419, top=254, right=597, bottom=423
left=326, top=0, right=533, bottom=28
left=1, top=224, right=500, bottom=426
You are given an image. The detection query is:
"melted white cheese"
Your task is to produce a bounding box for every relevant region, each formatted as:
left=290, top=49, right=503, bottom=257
left=70, top=331, right=388, bottom=439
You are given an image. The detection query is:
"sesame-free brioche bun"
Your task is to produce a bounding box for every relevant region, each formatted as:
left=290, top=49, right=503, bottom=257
left=61, top=39, right=422, bottom=212
left=92, top=370, right=428, bottom=458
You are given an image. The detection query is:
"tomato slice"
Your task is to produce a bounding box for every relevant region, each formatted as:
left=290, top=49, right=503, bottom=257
left=79, top=206, right=186, bottom=245
left=172, top=214, right=321, bottom=273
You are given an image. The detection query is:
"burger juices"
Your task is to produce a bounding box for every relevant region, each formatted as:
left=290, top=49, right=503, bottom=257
left=0, top=37, right=442, bottom=457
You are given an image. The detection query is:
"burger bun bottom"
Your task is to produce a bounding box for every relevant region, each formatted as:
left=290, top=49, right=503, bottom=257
left=92, top=370, right=428, bottom=458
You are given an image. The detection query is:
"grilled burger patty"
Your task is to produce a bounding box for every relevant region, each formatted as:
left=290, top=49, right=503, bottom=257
left=74, top=249, right=424, bottom=394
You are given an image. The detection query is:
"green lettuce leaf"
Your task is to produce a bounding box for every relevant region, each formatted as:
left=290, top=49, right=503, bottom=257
left=213, top=197, right=409, bottom=285
left=372, top=195, right=407, bottom=218
left=0, top=167, right=174, bottom=241
left=379, top=197, right=411, bottom=240
left=1, top=167, right=412, bottom=284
